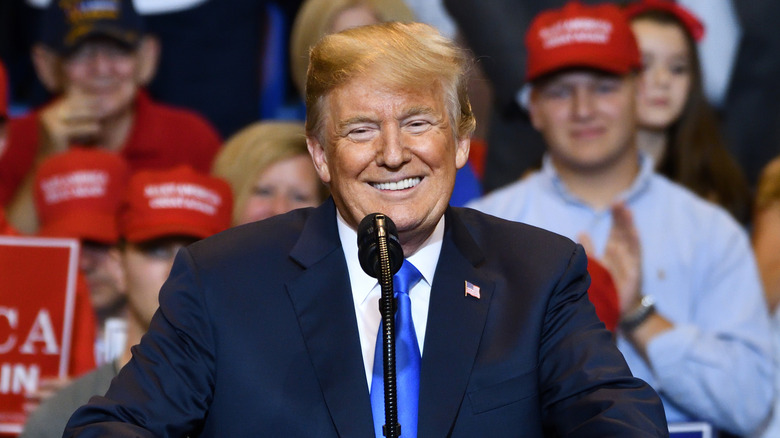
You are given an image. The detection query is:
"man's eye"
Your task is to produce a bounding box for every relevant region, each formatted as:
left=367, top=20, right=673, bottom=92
left=595, top=81, right=620, bottom=94
left=68, top=47, right=96, bottom=63
left=347, top=127, right=375, bottom=142
left=406, top=120, right=432, bottom=134
left=541, top=86, right=570, bottom=99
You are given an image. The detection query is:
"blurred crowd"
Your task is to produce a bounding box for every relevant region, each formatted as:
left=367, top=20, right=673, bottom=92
left=0, top=0, right=779, bottom=437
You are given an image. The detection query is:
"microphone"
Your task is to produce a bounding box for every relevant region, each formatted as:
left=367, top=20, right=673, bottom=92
left=357, top=213, right=404, bottom=279
left=357, top=213, right=404, bottom=438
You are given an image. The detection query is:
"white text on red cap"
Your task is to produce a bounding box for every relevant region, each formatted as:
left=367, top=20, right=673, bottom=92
left=540, top=18, right=613, bottom=49
left=42, top=171, right=108, bottom=204
left=144, top=183, right=222, bottom=216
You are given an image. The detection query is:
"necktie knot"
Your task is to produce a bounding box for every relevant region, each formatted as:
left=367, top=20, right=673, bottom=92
left=394, top=260, right=423, bottom=298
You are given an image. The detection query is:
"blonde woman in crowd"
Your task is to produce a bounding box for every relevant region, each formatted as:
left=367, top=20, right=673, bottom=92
left=212, top=121, right=328, bottom=226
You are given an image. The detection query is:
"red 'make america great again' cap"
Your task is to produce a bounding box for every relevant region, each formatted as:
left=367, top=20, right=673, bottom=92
left=34, top=147, right=130, bottom=244
left=119, top=166, right=233, bottom=243
left=525, top=1, right=641, bottom=82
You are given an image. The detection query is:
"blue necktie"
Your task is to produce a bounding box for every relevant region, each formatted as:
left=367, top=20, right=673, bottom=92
left=370, top=260, right=423, bottom=438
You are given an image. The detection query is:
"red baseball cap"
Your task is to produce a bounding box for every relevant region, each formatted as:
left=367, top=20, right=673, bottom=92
left=525, top=1, right=641, bottom=82
left=119, top=166, right=232, bottom=243
left=35, top=147, right=130, bottom=244
left=623, top=0, right=705, bottom=42
left=0, top=59, right=8, bottom=118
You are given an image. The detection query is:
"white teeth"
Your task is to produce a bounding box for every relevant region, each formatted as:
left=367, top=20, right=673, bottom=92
left=372, top=177, right=421, bottom=191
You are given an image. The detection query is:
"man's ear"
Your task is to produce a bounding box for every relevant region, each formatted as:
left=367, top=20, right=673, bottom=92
left=136, top=36, right=160, bottom=85
left=455, top=136, right=471, bottom=170
left=31, top=44, right=63, bottom=93
left=307, top=136, right=331, bottom=184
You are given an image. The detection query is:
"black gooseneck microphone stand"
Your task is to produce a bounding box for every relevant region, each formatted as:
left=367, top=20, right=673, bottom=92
left=357, top=213, right=404, bottom=438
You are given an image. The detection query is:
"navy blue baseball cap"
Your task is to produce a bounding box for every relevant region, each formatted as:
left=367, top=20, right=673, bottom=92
left=39, top=0, right=145, bottom=54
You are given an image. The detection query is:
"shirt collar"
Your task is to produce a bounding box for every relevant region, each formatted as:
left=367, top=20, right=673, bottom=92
left=541, top=151, right=655, bottom=208
left=337, top=211, right=444, bottom=305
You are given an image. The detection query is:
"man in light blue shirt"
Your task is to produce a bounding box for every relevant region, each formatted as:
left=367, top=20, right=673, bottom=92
left=468, top=2, right=773, bottom=436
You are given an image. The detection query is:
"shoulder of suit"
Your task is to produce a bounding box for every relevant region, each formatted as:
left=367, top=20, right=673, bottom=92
left=187, top=207, right=313, bottom=261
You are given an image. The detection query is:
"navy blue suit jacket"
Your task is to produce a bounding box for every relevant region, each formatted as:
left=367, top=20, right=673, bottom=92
left=65, top=199, right=667, bottom=437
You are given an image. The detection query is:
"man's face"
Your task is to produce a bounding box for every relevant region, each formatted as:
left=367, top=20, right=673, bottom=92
left=61, top=39, right=139, bottom=120
left=529, top=71, right=638, bottom=174
left=79, top=241, right=125, bottom=319
left=121, top=237, right=193, bottom=329
left=308, top=74, right=469, bottom=254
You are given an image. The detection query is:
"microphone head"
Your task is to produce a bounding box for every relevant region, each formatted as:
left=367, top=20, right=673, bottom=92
left=357, top=213, right=404, bottom=278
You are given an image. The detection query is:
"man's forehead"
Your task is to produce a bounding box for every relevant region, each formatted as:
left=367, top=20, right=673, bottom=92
left=326, top=82, right=443, bottom=120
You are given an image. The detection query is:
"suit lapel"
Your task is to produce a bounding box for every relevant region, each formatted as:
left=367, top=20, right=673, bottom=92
left=418, top=209, right=495, bottom=437
left=286, top=200, right=375, bottom=438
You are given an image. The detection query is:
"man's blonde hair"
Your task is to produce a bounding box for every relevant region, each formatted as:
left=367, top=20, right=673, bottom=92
left=305, top=21, right=476, bottom=143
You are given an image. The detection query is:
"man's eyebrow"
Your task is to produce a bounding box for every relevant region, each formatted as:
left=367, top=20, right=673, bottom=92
left=401, top=106, right=436, bottom=119
left=337, top=116, right=377, bottom=131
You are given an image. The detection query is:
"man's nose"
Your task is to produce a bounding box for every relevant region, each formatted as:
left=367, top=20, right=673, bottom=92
left=572, top=87, right=595, bottom=119
left=89, top=51, right=115, bottom=75
left=376, top=127, right=408, bottom=168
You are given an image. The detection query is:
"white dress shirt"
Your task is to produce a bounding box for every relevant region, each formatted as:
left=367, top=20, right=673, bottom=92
left=336, top=212, right=443, bottom=388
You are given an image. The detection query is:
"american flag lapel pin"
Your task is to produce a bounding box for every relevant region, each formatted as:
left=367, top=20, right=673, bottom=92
left=464, top=280, right=481, bottom=299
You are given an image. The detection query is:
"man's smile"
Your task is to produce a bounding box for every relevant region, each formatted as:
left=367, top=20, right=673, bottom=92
left=371, top=177, right=422, bottom=191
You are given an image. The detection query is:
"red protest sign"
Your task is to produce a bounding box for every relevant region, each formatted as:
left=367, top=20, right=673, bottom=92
left=0, top=236, right=79, bottom=435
